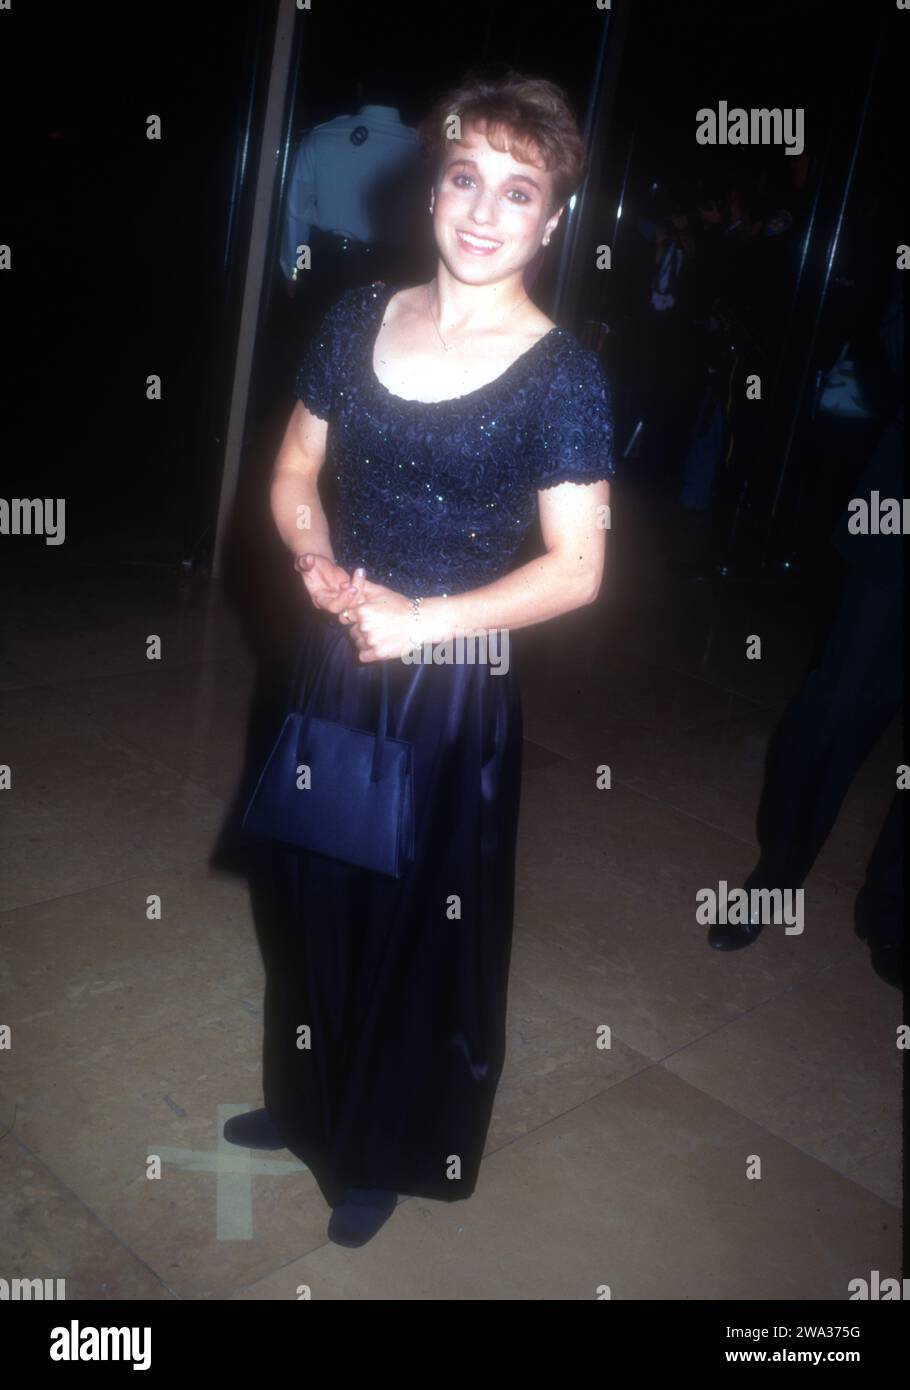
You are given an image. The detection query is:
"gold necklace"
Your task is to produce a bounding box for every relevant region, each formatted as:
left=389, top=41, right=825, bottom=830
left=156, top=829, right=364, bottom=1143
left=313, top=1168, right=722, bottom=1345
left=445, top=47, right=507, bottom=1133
left=426, top=282, right=530, bottom=353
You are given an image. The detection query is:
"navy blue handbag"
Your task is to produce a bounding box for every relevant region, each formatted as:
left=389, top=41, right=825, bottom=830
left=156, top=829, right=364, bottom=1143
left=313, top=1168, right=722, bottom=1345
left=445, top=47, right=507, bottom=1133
left=241, top=631, right=415, bottom=878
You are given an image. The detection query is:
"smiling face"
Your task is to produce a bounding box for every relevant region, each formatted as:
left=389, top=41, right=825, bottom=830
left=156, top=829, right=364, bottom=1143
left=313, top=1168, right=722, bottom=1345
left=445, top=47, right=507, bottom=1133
left=432, top=118, right=563, bottom=285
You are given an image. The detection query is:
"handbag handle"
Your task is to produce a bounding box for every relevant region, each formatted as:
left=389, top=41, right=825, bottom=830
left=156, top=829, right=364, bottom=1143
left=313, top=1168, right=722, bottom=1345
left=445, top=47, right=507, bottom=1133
left=291, top=622, right=391, bottom=784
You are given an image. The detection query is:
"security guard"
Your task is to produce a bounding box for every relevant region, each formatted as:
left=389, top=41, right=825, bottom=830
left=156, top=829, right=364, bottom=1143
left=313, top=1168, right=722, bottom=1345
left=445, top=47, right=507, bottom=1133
left=280, top=76, right=424, bottom=324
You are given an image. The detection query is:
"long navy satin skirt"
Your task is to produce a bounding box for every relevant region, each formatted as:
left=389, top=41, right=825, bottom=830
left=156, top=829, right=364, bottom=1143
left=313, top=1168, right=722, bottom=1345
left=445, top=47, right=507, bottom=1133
left=260, top=609, right=523, bottom=1207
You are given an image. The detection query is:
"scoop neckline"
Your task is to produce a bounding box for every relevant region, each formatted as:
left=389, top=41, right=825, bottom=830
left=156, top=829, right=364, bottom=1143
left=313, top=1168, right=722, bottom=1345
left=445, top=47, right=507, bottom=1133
left=367, top=280, right=560, bottom=408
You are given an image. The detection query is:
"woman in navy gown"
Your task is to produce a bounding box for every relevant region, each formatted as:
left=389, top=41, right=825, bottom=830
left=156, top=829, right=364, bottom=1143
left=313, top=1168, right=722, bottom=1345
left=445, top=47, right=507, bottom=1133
left=228, top=69, right=615, bottom=1246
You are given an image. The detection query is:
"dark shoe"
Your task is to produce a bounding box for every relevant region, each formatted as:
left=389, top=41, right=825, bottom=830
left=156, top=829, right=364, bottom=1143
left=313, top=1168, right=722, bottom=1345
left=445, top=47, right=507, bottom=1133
left=868, top=941, right=903, bottom=989
left=708, top=859, right=802, bottom=951
left=327, top=1189, right=397, bottom=1247
left=223, top=1107, right=286, bottom=1150
left=708, top=918, right=765, bottom=951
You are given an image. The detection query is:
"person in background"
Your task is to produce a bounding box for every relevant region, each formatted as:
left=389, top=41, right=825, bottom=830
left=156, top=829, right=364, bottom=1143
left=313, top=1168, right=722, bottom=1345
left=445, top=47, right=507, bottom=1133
left=280, top=70, right=425, bottom=330
left=710, top=272, right=904, bottom=988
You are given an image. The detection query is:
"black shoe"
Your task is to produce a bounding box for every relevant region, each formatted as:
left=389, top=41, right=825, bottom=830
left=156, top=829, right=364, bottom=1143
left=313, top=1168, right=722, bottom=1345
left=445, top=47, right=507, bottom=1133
left=708, top=918, right=765, bottom=951
left=708, top=859, right=802, bottom=951
left=223, top=1107, right=286, bottom=1150
left=868, top=941, right=903, bottom=989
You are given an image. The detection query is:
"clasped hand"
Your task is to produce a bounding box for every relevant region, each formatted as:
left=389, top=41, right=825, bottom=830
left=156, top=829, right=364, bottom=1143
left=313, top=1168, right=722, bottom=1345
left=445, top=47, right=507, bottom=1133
left=294, top=553, right=415, bottom=662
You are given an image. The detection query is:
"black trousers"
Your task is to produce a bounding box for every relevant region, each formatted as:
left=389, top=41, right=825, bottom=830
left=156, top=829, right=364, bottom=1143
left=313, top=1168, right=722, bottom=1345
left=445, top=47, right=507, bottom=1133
left=754, top=561, right=904, bottom=945
left=292, top=228, right=409, bottom=328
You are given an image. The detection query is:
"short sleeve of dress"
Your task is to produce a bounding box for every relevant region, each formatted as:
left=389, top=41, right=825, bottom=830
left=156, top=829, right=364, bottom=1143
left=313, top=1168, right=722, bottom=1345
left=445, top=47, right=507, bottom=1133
left=293, top=286, right=361, bottom=422
left=533, top=342, right=615, bottom=489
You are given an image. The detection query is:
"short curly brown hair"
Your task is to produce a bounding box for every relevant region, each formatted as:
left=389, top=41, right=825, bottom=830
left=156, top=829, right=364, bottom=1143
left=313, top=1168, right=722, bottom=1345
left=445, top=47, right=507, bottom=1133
left=416, top=67, right=587, bottom=215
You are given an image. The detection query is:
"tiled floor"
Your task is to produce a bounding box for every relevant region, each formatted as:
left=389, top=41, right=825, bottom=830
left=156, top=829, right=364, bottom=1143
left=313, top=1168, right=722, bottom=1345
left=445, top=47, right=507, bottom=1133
left=0, top=488, right=901, bottom=1299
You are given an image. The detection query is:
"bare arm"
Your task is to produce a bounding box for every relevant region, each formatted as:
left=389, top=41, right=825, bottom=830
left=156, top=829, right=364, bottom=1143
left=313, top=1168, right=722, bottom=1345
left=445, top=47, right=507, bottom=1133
left=269, top=400, right=334, bottom=561
left=270, top=401, right=366, bottom=613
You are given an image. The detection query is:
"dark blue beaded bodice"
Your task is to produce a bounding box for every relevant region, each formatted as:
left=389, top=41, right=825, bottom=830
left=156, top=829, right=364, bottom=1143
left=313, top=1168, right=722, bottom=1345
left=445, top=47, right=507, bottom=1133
left=294, top=280, right=614, bottom=596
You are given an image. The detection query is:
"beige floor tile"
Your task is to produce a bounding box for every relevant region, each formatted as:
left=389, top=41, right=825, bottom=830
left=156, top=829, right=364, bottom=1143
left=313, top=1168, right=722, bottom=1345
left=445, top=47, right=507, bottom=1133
left=0, top=871, right=266, bottom=1082
left=231, top=1066, right=900, bottom=1300
left=512, top=762, right=852, bottom=1058
left=4, top=1008, right=325, bottom=1301
left=0, top=1138, right=173, bottom=1300
left=48, top=658, right=257, bottom=800
left=664, top=952, right=903, bottom=1204
left=0, top=687, right=228, bottom=911
left=524, top=699, right=897, bottom=893
left=487, top=973, right=652, bottom=1151
left=2, top=872, right=652, bottom=1297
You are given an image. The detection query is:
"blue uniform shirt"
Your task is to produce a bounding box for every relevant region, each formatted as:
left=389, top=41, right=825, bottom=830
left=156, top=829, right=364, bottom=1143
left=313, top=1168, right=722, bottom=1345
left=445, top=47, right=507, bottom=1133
left=280, top=104, right=423, bottom=279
